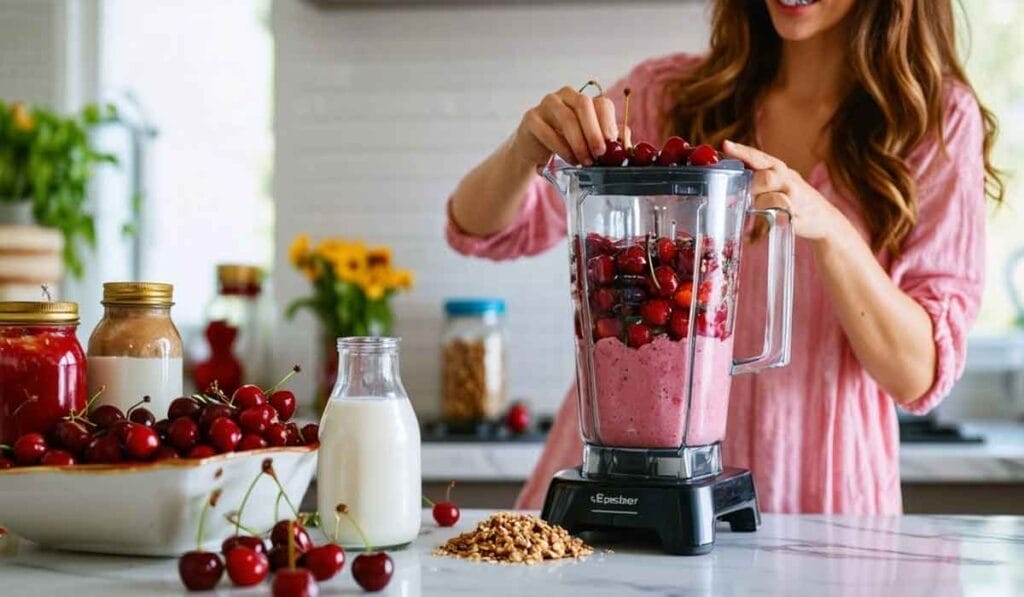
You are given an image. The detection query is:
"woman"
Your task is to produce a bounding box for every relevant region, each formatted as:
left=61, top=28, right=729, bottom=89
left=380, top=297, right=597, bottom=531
left=446, top=0, right=1003, bottom=514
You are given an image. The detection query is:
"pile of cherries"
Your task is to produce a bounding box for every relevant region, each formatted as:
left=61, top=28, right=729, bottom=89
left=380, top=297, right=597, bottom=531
left=179, top=460, right=395, bottom=594
left=0, top=367, right=317, bottom=470
left=596, top=134, right=720, bottom=168
left=577, top=232, right=737, bottom=347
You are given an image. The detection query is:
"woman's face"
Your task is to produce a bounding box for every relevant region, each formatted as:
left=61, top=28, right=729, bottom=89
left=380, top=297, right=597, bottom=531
left=764, top=0, right=857, bottom=42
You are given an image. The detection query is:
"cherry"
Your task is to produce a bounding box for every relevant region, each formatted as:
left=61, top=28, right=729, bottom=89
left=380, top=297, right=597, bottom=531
left=596, top=139, right=628, bottom=166
left=688, top=143, right=719, bottom=166
left=128, top=408, right=156, bottom=427
left=271, top=520, right=312, bottom=552
left=650, top=265, right=680, bottom=298
left=587, top=255, right=615, bottom=285
left=112, top=420, right=135, bottom=442
left=153, top=418, right=171, bottom=438
left=84, top=434, right=123, bottom=464
left=585, top=232, right=615, bottom=256
left=124, top=423, right=160, bottom=460
left=54, top=420, right=92, bottom=453
left=301, top=544, right=345, bottom=581
left=179, top=551, right=224, bottom=591
left=238, top=433, right=267, bottom=451
left=300, top=423, right=320, bottom=446
left=352, top=553, right=394, bottom=592
left=626, top=323, right=653, bottom=348
left=285, top=422, right=303, bottom=446
left=615, top=245, right=647, bottom=275
left=169, top=396, right=202, bottom=420
left=178, top=489, right=224, bottom=591
left=232, top=384, right=266, bottom=409
left=594, top=317, right=623, bottom=340
left=154, top=446, right=180, bottom=460
left=655, top=237, right=678, bottom=264
left=187, top=444, right=217, bottom=459
left=268, top=545, right=290, bottom=571
left=225, top=546, right=269, bottom=587
left=272, top=567, right=318, bottom=597
left=264, top=423, right=289, bottom=447
left=90, top=404, right=125, bottom=429
left=168, top=417, right=200, bottom=451
left=505, top=403, right=530, bottom=435
left=590, top=287, right=616, bottom=313
left=40, top=449, right=76, bottom=466
left=238, top=404, right=276, bottom=434
left=657, top=136, right=690, bottom=166
left=13, top=433, right=47, bottom=465
left=427, top=481, right=461, bottom=527
left=640, top=299, right=673, bottom=326
left=199, top=403, right=234, bottom=431
left=630, top=141, right=658, bottom=166
left=208, top=417, right=242, bottom=453
left=222, top=535, right=266, bottom=556
left=673, top=282, right=694, bottom=308
left=269, top=390, right=297, bottom=422
left=669, top=310, right=691, bottom=339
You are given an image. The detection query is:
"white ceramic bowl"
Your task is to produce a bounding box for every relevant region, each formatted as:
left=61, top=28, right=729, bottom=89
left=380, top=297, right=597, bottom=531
left=0, top=446, right=316, bottom=556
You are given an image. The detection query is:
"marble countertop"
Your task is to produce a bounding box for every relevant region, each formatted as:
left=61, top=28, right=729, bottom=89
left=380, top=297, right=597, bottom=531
left=2, top=509, right=1023, bottom=596
left=423, top=420, right=1024, bottom=483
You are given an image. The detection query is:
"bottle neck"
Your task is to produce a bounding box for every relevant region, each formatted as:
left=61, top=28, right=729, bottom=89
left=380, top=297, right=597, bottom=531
left=334, top=338, right=405, bottom=399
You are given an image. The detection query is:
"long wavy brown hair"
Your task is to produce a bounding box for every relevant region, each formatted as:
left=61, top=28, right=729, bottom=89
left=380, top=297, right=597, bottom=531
left=667, top=0, right=1003, bottom=255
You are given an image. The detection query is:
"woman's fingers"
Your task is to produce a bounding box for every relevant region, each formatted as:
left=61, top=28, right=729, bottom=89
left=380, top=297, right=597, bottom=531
left=524, top=109, right=578, bottom=165
left=558, top=87, right=606, bottom=158
left=723, top=140, right=786, bottom=171
left=754, top=191, right=792, bottom=212
left=540, top=93, right=593, bottom=166
left=751, top=167, right=791, bottom=195
left=592, top=96, right=619, bottom=143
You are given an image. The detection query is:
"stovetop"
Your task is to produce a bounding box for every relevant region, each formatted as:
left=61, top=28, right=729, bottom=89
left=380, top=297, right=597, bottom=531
left=421, top=416, right=554, bottom=443
left=898, top=418, right=984, bottom=444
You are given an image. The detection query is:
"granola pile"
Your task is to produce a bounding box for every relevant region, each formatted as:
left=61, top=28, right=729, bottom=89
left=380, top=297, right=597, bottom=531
left=433, top=512, right=593, bottom=564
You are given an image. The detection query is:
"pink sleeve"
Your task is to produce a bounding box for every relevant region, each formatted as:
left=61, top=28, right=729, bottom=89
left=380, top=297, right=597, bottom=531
left=890, top=85, right=987, bottom=414
left=445, top=176, right=566, bottom=261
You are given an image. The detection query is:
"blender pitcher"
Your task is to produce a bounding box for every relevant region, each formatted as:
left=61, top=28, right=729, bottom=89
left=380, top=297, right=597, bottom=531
left=542, top=157, right=794, bottom=481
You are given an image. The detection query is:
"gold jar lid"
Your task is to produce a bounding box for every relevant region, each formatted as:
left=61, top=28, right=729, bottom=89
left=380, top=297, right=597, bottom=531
left=0, top=301, right=79, bottom=324
left=217, top=264, right=263, bottom=287
left=102, top=282, right=174, bottom=306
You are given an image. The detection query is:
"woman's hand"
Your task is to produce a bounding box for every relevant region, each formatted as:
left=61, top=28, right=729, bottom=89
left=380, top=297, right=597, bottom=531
left=511, top=86, right=619, bottom=167
left=722, top=140, right=844, bottom=242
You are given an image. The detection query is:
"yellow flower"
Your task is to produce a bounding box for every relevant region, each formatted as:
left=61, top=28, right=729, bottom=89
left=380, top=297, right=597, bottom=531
left=11, top=102, right=35, bottom=133
left=367, top=247, right=392, bottom=270
left=388, top=269, right=414, bottom=290
left=288, top=234, right=310, bottom=268
left=364, top=283, right=385, bottom=301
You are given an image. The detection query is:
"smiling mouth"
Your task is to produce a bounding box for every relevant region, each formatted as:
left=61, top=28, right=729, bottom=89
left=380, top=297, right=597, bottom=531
left=777, top=0, right=820, bottom=6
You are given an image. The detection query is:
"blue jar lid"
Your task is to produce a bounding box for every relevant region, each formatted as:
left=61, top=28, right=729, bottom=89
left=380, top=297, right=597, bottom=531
left=444, top=298, right=506, bottom=317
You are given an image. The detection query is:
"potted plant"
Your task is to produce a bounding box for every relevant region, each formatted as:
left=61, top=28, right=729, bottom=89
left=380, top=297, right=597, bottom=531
left=286, top=235, right=414, bottom=411
left=0, top=100, right=117, bottom=277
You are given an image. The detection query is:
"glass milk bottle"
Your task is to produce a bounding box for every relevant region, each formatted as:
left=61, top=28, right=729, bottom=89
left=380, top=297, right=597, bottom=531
left=318, top=337, right=421, bottom=549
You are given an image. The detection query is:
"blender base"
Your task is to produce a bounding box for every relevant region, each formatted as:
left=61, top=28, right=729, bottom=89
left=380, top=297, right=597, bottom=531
left=540, top=467, right=760, bottom=556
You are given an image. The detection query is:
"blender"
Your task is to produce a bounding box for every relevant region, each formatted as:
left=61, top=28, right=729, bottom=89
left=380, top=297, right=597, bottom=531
left=539, top=157, right=794, bottom=555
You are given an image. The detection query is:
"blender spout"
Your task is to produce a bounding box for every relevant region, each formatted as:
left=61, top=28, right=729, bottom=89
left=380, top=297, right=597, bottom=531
left=539, top=156, right=572, bottom=199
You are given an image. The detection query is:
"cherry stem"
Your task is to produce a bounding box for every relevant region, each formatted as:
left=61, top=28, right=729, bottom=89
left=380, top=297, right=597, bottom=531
left=225, top=512, right=262, bottom=537
left=270, top=476, right=299, bottom=519
left=332, top=510, right=343, bottom=545
left=125, top=395, right=151, bottom=416
left=196, top=489, right=222, bottom=552
left=78, top=385, right=107, bottom=417
left=233, top=467, right=266, bottom=536
left=645, top=233, right=660, bottom=290
left=445, top=481, right=456, bottom=503
left=577, top=79, right=604, bottom=96
left=421, top=496, right=436, bottom=507
left=622, top=88, right=633, bottom=149
left=268, top=365, right=302, bottom=394
left=337, top=504, right=373, bottom=553
left=40, top=284, right=52, bottom=302
left=287, top=520, right=296, bottom=570
left=275, top=491, right=283, bottom=521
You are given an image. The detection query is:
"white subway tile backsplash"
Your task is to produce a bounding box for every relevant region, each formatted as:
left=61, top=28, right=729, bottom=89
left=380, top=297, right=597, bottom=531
left=272, top=0, right=709, bottom=417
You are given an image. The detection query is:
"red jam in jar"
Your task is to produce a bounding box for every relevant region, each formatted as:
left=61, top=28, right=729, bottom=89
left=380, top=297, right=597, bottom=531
left=0, top=302, right=86, bottom=445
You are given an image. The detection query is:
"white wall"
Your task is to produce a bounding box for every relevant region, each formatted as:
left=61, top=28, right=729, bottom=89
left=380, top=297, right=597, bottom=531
left=272, top=0, right=710, bottom=417
left=0, top=0, right=61, bottom=104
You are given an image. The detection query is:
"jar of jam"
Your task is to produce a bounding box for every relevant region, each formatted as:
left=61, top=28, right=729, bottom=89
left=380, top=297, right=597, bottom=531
left=0, top=301, right=86, bottom=445
left=88, top=283, right=183, bottom=419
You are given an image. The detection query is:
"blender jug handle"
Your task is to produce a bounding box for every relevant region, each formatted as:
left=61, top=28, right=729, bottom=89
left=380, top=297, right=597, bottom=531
left=732, top=207, right=795, bottom=375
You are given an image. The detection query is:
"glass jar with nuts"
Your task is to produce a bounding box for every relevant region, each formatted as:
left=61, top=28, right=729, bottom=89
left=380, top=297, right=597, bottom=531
left=441, top=298, right=507, bottom=423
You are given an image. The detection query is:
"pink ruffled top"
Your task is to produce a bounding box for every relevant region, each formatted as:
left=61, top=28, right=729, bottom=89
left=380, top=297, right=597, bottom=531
left=445, top=54, right=986, bottom=514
